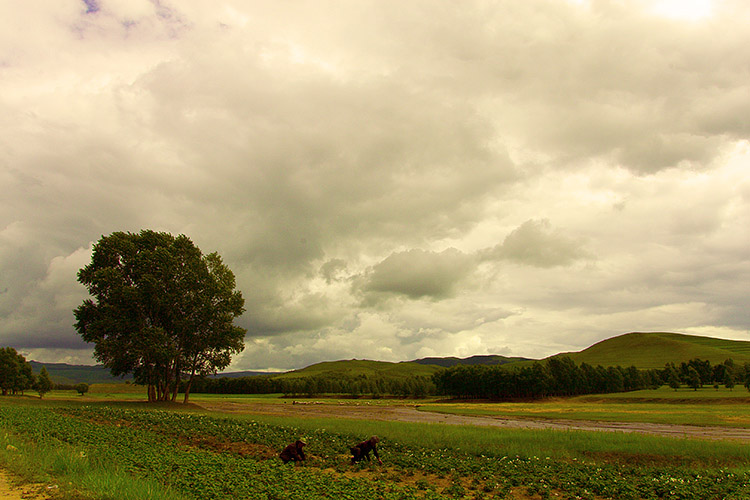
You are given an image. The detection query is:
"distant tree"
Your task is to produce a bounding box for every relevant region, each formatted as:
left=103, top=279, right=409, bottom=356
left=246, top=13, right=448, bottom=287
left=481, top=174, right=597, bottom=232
left=667, top=366, right=681, bottom=391
left=35, top=366, right=53, bottom=399
left=723, top=369, right=735, bottom=391
left=687, top=358, right=711, bottom=386
left=687, top=366, right=702, bottom=391
left=0, top=347, right=34, bottom=395
left=75, top=383, right=89, bottom=396
left=74, top=230, right=246, bottom=403
left=605, top=366, right=625, bottom=393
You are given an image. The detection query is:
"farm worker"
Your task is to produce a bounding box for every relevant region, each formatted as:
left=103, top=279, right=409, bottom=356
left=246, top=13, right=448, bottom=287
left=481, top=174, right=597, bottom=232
left=279, top=440, right=306, bottom=464
left=350, top=436, right=382, bottom=465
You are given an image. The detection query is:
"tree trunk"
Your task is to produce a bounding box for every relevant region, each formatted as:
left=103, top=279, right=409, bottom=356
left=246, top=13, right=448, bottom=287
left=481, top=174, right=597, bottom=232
left=183, top=369, right=196, bottom=404
left=171, top=360, right=180, bottom=402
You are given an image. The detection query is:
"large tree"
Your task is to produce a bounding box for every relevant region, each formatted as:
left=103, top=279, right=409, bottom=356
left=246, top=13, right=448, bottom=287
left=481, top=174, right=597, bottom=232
left=74, top=230, right=246, bottom=403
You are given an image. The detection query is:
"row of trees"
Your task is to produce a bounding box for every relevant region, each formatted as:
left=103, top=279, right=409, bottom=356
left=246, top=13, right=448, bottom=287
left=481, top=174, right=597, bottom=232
left=0, top=347, right=53, bottom=398
left=186, top=374, right=436, bottom=398
left=432, top=357, right=663, bottom=399
left=178, top=357, right=750, bottom=399
left=662, top=358, right=748, bottom=390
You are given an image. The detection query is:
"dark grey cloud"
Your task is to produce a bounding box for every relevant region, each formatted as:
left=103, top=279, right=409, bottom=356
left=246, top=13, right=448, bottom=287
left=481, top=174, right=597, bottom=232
left=482, top=219, right=590, bottom=268
left=359, top=248, right=475, bottom=301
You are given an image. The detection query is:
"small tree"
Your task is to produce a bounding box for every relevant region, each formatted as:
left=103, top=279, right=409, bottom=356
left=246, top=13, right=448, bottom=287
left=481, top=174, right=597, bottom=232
left=724, top=371, right=735, bottom=391
left=687, top=366, right=701, bottom=391
left=35, top=367, right=53, bottom=399
left=668, top=367, right=681, bottom=391
left=75, top=383, right=89, bottom=396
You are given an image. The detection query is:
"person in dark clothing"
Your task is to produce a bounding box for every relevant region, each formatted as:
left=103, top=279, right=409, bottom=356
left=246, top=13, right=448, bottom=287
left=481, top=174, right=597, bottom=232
left=350, top=436, right=382, bottom=465
left=279, top=440, right=306, bottom=464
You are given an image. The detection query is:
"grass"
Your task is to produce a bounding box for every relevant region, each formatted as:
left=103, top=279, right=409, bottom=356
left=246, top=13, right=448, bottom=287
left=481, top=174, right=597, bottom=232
left=0, top=419, right=182, bottom=499
left=564, top=331, right=750, bottom=369
left=418, top=386, right=750, bottom=427
left=244, top=413, right=750, bottom=466
left=3, top=396, right=750, bottom=499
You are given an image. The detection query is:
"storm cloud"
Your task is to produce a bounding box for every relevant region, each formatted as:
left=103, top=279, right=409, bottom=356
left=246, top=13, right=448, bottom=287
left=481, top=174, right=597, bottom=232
left=1, top=0, right=749, bottom=370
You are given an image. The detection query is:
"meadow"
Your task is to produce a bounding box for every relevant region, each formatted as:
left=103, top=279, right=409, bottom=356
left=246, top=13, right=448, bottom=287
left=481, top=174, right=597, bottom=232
left=1, top=388, right=750, bottom=499
left=418, top=386, right=750, bottom=428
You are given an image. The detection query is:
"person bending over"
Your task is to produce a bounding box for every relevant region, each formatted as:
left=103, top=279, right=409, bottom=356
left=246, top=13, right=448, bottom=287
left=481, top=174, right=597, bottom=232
left=350, top=436, right=382, bottom=465
left=280, top=440, right=306, bottom=464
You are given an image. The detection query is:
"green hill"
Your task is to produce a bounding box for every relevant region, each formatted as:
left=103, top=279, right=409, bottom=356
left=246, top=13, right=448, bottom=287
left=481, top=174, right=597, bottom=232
left=29, top=361, right=132, bottom=385
left=560, top=332, right=750, bottom=370
left=273, top=359, right=440, bottom=380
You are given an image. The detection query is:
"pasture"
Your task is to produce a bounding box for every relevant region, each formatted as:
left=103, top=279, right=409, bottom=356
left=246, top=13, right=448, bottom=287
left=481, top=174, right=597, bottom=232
left=1, top=389, right=750, bottom=499
left=418, top=386, right=750, bottom=428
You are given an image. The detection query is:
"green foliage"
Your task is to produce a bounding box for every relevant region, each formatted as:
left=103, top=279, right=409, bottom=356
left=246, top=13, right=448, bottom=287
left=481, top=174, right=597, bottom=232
left=687, top=366, right=702, bottom=390
left=35, top=366, right=53, bottom=398
left=74, top=230, right=246, bottom=403
left=432, top=356, right=660, bottom=399
left=0, top=347, right=34, bottom=396
left=75, top=383, right=90, bottom=396
left=3, top=401, right=750, bottom=500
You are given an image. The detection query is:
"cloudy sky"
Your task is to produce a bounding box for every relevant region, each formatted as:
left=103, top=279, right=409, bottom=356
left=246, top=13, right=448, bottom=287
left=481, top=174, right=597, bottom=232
left=2, top=0, right=749, bottom=372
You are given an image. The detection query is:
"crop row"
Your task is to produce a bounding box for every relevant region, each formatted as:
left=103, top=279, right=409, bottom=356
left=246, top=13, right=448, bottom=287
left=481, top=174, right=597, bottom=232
left=2, top=403, right=750, bottom=499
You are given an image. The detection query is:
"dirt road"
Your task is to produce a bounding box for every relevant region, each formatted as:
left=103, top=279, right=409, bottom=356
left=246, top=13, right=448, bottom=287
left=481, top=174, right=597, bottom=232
left=197, top=401, right=750, bottom=441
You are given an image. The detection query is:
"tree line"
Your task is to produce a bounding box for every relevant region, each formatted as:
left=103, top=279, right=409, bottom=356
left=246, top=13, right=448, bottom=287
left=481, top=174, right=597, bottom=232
left=185, top=373, right=436, bottom=398
left=174, top=356, right=750, bottom=399
left=662, top=358, right=747, bottom=390
left=0, top=347, right=53, bottom=398
left=432, top=357, right=664, bottom=399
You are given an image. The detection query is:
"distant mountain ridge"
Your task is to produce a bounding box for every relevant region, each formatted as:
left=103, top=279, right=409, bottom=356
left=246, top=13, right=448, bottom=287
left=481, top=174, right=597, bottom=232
left=410, top=354, right=532, bottom=367
left=29, top=331, right=750, bottom=384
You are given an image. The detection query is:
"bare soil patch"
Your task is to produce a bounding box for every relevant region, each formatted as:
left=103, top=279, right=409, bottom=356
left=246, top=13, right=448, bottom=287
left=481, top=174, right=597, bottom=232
left=196, top=400, right=750, bottom=441
left=0, top=468, right=53, bottom=500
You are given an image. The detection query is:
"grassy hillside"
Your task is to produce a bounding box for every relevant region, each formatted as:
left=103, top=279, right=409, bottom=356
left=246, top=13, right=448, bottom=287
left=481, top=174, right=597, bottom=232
left=561, top=331, right=750, bottom=369
left=29, top=361, right=132, bottom=385
left=273, top=359, right=440, bottom=380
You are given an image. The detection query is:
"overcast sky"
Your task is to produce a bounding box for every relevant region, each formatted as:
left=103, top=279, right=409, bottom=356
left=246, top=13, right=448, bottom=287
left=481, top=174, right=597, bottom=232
left=1, top=0, right=749, bottom=371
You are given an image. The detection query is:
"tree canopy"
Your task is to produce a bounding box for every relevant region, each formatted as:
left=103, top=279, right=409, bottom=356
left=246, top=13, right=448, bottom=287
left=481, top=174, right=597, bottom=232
left=74, top=230, right=246, bottom=403
left=35, top=366, right=53, bottom=398
left=0, top=347, right=34, bottom=395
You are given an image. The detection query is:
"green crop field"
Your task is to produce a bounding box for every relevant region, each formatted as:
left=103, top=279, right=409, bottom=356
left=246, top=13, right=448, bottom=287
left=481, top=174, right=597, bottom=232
left=2, top=393, right=750, bottom=499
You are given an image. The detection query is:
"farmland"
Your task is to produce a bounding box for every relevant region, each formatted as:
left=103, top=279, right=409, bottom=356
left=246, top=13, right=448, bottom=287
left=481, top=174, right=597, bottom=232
left=2, top=391, right=750, bottom=499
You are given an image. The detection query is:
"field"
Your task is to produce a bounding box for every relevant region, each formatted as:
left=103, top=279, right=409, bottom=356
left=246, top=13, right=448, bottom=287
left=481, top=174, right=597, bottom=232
left=1, top=390, right=750, bottom=499
left=418, top=386, right=750, bottom=429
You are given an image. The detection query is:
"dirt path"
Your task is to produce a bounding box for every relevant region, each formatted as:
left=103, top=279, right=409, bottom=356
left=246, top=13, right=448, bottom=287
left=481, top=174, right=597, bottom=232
left=0, top=469, right=52, bottom=500
left=196, top=401, right=750, bottom=441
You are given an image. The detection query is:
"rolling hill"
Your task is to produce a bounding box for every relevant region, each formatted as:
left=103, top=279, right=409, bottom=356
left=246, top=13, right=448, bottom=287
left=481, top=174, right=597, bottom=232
left=28, top=361, right=132, bottom=385
left=30, top=331, right=750, bottom=384
left=560, top=331, right=750, bottom=370
left=272, top=359, right=440, bottom=380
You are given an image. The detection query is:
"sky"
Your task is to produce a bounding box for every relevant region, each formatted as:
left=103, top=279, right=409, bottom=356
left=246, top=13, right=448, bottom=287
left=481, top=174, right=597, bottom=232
left=1, top=0, right=749, bottom=372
